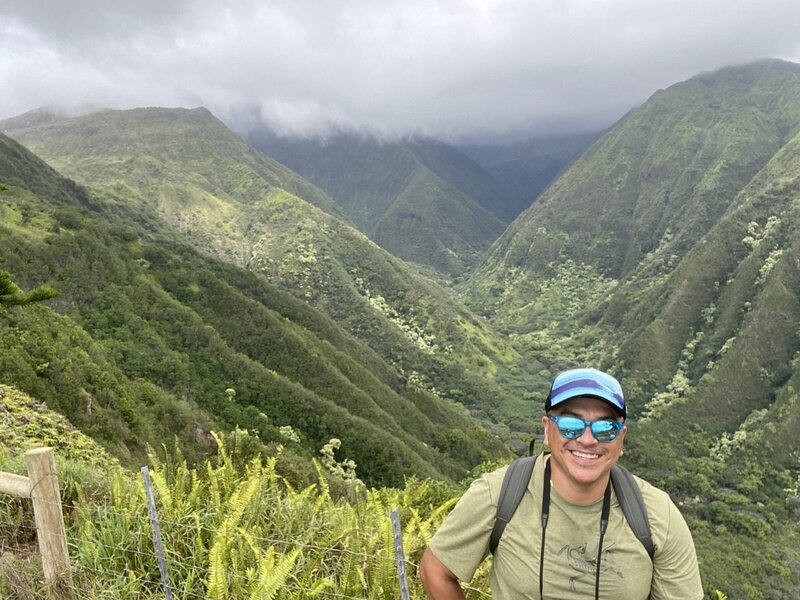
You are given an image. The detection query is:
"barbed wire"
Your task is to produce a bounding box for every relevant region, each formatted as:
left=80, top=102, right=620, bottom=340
left=0, top=468, right=493, bottom=600
left=1, top=535, right=493, bottom=600
left=10, top=496, right=421, bottom=566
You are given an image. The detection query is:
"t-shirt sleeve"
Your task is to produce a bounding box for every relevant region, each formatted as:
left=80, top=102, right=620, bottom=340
left=650, top=496, right=704, bottom=600
left=428, top=472, right=499, bottom=582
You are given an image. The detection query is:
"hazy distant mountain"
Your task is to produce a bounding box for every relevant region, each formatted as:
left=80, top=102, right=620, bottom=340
left=456, top=131, right=601, bottom=216
left=243, top=130, right=512, bottom=276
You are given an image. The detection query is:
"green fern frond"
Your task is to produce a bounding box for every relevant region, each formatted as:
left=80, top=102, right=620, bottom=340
left=221, top=476, right=261, bottom=534
left=207, top=459, right=224, bottom=511
left=249, top=546, right=301, bottom=600
left=429, top=496, right=459, bottom=521
left=264, top=454, right=279, bottom=489
left=206, top=534, right=230, bottom=600
left=146, top=446, right=163, bottom=472
left=186, top=468, right=203, bottom=507
left=193, top=512, right=207, bottom=563
left=211, top=430, right=225, bottom=456
left=416, top=518, right=433, bottom=547
left=373, top=513, right=396, bottom=597
left=149, top=469, right=174, bottom=516
left=309, top=576, right=335, bottom=597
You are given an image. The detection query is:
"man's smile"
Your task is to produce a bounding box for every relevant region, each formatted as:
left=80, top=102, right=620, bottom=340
left=569, top=449, right=601, bottom=460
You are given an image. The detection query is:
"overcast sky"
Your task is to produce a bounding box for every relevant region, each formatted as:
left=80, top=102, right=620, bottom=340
left=2, top=0, right=800, bottom=142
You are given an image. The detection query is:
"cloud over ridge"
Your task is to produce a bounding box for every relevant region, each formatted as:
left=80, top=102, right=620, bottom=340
left=2, top=0, right=800, bottom=139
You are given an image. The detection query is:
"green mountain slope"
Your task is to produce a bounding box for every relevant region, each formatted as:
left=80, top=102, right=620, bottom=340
left=0, top=130, right=509, bottom=486
left=467, top=59, right=800, bottom=354
left=242, top=130, right=510, bottom=276
left=1, top=107, right=345, bottom=263
left=0, top=384, right=119, bottom=467
left=622, top=124, right=800, bottom=599
left=1, top=107, right=531, bottom=428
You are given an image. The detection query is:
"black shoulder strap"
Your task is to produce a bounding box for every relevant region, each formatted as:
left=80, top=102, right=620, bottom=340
left=489, top=455, right=537, bottom=555
left=610, top=464, right=655, bottom=559
left=489, top=457, right=656, bottom=560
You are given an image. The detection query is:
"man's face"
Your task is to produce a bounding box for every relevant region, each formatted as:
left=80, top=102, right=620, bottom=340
left=542, top=396, right=626, bottom=499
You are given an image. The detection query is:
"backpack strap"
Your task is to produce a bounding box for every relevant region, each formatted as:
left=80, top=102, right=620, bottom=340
left=489, top=455, right=537, bottom=555
left=610, top=464, right=655, bottom=559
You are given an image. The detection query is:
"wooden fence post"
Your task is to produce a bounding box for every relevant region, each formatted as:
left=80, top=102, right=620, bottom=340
left=24, top=447, right=74, bottom=594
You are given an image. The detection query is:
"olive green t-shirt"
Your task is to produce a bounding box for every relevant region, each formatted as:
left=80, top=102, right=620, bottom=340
left=429, top=456, right=703, bottom=599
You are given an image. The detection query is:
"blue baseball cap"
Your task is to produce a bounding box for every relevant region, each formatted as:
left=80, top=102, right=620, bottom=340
left=545, top=368, right=626, bottom=419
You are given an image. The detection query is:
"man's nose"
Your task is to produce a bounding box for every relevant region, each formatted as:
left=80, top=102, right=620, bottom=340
left=576, top=424, right=595, bottom=443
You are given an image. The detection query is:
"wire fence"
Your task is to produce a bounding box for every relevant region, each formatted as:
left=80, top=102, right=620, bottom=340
left=0, top=459, right=493, bottom=600
left=1, top=504, right=493, bottom=599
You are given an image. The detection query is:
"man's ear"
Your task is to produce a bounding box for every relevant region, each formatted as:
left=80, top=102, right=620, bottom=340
left=541, top=415, right=550, bottom=446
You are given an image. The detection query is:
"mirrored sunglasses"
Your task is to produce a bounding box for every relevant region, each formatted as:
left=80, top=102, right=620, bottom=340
left=549, top=415, right=623, bottom=443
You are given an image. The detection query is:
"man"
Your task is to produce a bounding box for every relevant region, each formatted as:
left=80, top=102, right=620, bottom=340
left=419, top=367, right=703, bottom=599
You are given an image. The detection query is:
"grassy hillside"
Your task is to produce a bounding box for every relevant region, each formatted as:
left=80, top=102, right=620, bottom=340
left=242, top=130, right=510, bottom=276
left=1, top=108, right=534, bottom=429
left=0, top=131, right=511, bottom=486
left=0, top=384, right=118, bottom=467
left=619, top=125, right=800, bottom=598
left=1, top=107, right=344, bottom=264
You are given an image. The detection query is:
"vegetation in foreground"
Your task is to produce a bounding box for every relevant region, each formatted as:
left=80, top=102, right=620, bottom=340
left=0, top=426, right=464, bottom=600
left=0, top=419, right=758, bottom=600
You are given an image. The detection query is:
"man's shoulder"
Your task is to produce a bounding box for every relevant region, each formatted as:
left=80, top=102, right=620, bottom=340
left=476, top=461, right=516, bottom=499
left=475, top=456, right=543, bottom=505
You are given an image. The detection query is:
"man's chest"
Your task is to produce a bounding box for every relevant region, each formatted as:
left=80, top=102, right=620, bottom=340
left=492, top=500, right=653, bottom=599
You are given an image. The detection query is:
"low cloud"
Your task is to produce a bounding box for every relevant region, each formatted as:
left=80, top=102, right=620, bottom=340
left=2, top=0, right=800, bottom=140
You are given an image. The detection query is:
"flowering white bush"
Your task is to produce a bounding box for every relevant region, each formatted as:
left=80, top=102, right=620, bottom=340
left=320, top=438, right=361, bottom=484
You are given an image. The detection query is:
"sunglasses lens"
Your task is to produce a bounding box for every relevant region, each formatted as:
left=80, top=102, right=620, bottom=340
left=591, top=419, right=619, bottom=442
left=555, top=416, right=586, bottom=439
left=551, top=416, right=621, bottom=442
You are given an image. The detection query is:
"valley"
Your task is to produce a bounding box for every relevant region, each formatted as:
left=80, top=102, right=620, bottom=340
left=2, top=59, right=800, bottom=598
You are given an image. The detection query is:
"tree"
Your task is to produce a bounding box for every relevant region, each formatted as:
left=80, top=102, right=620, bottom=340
left=0, top=271, right=58, bottom=306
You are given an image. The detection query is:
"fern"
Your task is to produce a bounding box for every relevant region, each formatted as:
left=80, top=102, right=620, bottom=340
left=206, top=534, right=229, bottom=600
left=375, top=513, right=396, bottom=599
left=249, top=546, right=301, bottom=600
left=148, top=468, right=174, bottom=517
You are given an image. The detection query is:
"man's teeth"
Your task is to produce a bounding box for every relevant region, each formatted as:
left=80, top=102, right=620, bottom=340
left=571, top=450, right=599, bottom=459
